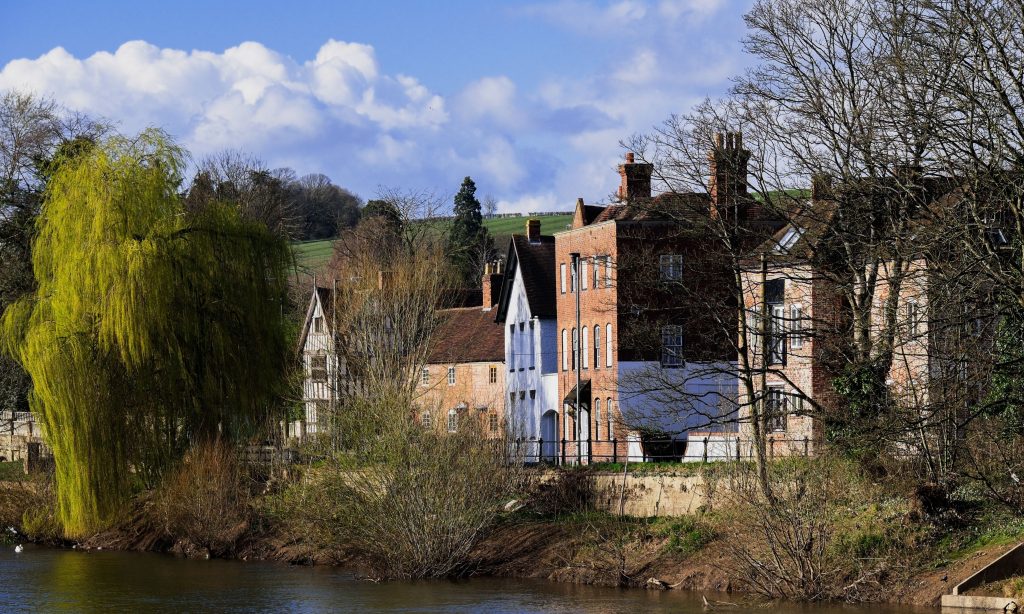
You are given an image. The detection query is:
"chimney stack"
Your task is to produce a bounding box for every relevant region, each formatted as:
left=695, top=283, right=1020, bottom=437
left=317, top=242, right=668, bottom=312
left=526, top=218, right=541, bottom=243
left=811, top=173, right=833, bottom=202
left=708, top=131, right=751, bottom=221
left=618, top=152, right=654, bottom=201
left=481, top=260, right=504, bottom=311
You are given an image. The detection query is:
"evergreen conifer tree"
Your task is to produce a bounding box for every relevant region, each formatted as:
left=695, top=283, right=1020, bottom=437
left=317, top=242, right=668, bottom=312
left=446, top=177, right=493, bottom=285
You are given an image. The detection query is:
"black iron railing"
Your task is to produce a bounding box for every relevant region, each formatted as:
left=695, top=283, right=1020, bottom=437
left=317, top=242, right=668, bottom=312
left=507, top=435, right=815, bottom=465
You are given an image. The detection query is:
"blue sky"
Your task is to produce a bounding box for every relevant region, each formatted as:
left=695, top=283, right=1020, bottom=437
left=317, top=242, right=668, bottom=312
left=0, top=0, right=755, bottom=213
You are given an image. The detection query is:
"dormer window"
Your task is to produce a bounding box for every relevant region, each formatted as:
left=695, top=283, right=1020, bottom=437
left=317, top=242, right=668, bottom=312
left=313, top=316, right=323, bottom=334
left=776, top=227, right=805, bottom=252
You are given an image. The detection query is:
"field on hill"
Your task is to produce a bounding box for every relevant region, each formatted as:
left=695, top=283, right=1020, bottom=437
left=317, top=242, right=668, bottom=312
left=291, top=213, right=573, bottom=270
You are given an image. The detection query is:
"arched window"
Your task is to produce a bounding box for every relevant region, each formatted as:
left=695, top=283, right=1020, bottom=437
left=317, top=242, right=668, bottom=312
left=582, top=326, right=590, bottom=369
left=447, top=408, right=458, bottom=433
left=605, top=324, right=613, bottom=367
left=593, top=325, right=600, bottom=369
left=606, top=397, right=613, bottom=437
left=561, top=329, right=568, bottom=371
left=594, top=398, right=602, bottom=441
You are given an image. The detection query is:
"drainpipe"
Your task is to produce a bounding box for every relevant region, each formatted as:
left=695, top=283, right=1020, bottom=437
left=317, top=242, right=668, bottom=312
left=572, top=252, right=582, bottom=465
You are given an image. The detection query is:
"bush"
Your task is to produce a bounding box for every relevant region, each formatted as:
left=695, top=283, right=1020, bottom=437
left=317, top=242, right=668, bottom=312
left=151, top=440, right=250, bottom=555
left=529, top=469, right=596, bottom=517
left=299, top=421, right=524, bottom=579
left=713, top=456, right=922, bottom=601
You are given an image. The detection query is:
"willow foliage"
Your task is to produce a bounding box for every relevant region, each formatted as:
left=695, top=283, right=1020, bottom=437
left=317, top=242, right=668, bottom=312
left=0, top=129, right=292, bottom=537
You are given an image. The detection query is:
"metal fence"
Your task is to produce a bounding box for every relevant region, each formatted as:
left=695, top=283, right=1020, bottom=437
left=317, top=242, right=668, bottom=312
left=508, top=435, right=816, bottom=465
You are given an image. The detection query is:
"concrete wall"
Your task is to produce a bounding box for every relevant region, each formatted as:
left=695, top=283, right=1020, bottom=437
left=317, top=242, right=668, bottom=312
left=592, top=471, right=710, bottom=517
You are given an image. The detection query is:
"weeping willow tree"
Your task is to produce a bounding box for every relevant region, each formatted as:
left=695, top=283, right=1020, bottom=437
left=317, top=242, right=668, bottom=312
left=0, top=129, right=291, bottom=537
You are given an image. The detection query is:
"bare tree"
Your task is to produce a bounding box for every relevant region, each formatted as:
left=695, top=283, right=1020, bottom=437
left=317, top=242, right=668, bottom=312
left=482, top=194, right=498, bottom=219
left=188, top=150, right=303, bottom=239
left=296, top=236, right=524, bottom=578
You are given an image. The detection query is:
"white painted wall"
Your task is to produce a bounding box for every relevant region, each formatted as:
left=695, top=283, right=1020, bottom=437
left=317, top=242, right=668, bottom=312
left=503, top=265, right=559, bottom=458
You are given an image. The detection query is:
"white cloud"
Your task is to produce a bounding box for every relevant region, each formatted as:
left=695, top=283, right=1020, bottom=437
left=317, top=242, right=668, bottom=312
left=496, top=192, right=561, bottom=215
left=0, top=5, right=746, bottom=215
left=0, top=39, right=446, bottom=154
left=456, top=76, right=523, bottom=130
left=522, top=1, right=648, bottom=34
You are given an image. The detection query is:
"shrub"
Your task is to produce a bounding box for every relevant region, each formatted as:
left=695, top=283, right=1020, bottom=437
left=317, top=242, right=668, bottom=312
left=713, top=455, right=921, bottom=602
left=151, top=440, right=250, bottom=555
left=530, top=469, right=596, bottom=517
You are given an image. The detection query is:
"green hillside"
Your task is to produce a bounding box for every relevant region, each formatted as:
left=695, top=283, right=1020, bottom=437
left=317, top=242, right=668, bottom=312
left=291, top=213, right=573, bottom=270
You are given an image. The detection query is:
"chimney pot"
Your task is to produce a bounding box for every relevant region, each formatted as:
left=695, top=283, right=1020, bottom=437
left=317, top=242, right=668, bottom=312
left=625, top=152, right=635, bottom=163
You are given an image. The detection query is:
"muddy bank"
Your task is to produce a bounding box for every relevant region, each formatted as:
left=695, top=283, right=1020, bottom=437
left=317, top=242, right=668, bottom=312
left=1, top=478, right=1011, bottom=609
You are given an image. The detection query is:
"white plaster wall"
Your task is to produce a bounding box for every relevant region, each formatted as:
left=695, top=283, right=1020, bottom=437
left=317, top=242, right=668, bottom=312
left=504, top=267, right=559, bottom=448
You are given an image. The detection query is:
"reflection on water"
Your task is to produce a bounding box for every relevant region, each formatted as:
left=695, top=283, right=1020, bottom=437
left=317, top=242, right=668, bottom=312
left=0, top=545, right=927, bottom=613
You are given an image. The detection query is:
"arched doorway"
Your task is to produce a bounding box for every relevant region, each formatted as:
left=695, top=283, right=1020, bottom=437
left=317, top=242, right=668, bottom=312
left=541, top=410, right=558, bottom=462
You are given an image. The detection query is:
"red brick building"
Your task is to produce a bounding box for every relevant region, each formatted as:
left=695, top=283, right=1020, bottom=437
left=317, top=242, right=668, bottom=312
left=554, top=135, right=784, bottom=463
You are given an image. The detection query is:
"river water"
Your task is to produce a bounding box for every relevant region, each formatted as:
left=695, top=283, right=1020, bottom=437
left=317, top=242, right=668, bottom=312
left=0, top=545, right=929, bottom=613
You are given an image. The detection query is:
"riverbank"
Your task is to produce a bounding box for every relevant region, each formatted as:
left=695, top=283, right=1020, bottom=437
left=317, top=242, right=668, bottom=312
left=3, top=464, right=1023, bottom=609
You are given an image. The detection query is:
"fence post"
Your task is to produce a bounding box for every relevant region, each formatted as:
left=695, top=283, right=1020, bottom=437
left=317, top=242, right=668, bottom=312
left=702, top=437, right=709, bottom=463
left=561, top=438, right=566, bottom=466
left=537, top=438, right=543, bottom=464
left=612, top=438, right=618, bottom=464
left=804, top=436, right=809, bottom=457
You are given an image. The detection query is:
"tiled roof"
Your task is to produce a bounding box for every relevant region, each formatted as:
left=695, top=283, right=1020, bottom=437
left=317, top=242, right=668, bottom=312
left=588, top=193, right=713, bottom=225
left=750, top=177, right=963, bottom=265
left=511, top=235, right=557, bottom=318
left=427, top=306, right=505, bottom=364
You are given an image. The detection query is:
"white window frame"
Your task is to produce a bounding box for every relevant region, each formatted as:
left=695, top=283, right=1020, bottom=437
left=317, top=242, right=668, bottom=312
left=581, top=258, right=589, bottom=290
left=421, top=367, right=430, bottom=386
left=560, top=263, right=567, bottom=294
left=790, top=304, right=805, bottom=349
left=447, top=366, right=456, bottom=386
left=659, top=254, right=683, bottom=281
left=661, top=325, right=684, bottom=367
left=593, top=325, right=600, bottom=369
left=766, top=386, right=787, bottom=432
left=593, top=256, right=601, bottom=288
left=447, top=408, right=458, bottom=433
left=421, top=411, right=432, bottom=429
left=906, top=299, right=921, bottom=338
left=605, top=323, right=613, bottom=367
left=572, top=327, right=579, bottom=370
left=582, top=326, right=590, bottom=369
left=605, top=257, right=612, bottom=287
left=310, top=352, right=328, bottom=383
left=561, top=329, right=568, bottom=371
left=594, top=398, right=602, bottom=441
